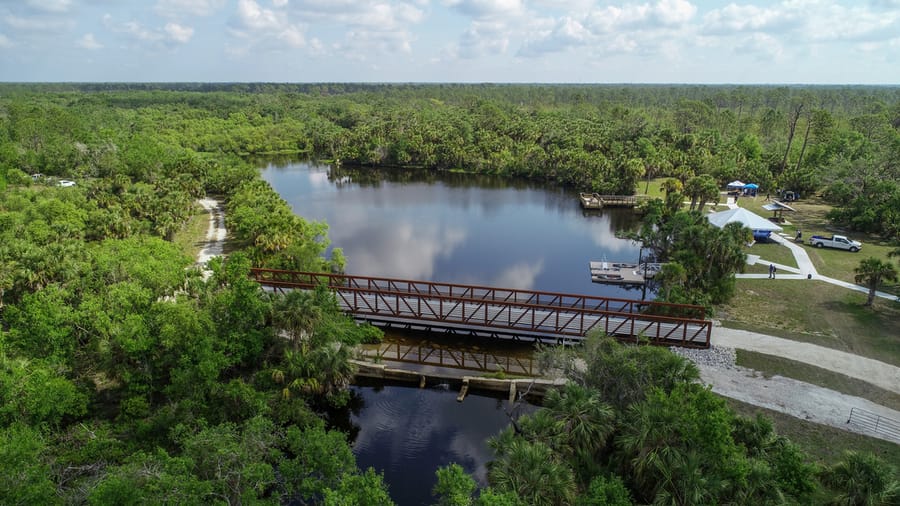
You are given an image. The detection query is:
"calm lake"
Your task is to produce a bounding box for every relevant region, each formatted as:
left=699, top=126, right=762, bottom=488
left=261, top=160, right=644, bottom=505
left=260, top=161, right=643, bottom=297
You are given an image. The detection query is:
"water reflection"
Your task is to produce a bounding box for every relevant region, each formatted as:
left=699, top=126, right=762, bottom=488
left=261, top=161, right=646, bottom=298
left=344, top=382, right=534, bottom=506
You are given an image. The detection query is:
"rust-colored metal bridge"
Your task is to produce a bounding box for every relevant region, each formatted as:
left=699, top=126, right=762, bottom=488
left=250, top=269, right=712, bottom=348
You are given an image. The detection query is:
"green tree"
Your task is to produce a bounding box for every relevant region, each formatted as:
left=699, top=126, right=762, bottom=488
left=487, top=439, right=576, bottom=506
left=433, top=463, right=477, bottom=506
left=683, top=174, right=720, bottom=211
left=821, top=451, right=899, bottom=506
left=0, top=423, right=59, bottom=505
left=853, top=257, right=898, bottom=306
left=88, top=449, right=212, bottom=506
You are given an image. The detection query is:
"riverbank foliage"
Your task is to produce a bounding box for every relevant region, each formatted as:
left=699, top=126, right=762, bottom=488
left=1, top=83, right=899, bottom=504
left=434, top=335, right=899, bottom=506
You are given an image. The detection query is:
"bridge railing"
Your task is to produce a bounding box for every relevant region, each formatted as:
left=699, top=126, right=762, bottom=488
left=249, top=269, right=706, bottom=320
left=361, top=343, right=536, bottom=376
left=249, top=269, right=711, bottom=347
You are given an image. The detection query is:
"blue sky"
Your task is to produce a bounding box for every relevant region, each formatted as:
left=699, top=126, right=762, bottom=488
left=0, top=0, right=898, bottom=83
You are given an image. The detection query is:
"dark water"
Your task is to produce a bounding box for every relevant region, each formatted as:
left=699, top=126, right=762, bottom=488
left=260, top=161, right=643, bottom=505
left=339, top=381, right=535, bottom=506
left=260, top=161, right=644, bottom=298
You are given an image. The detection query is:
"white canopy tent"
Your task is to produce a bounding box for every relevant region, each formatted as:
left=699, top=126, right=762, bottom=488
left=707, top=207, right=783, bottom=232
left=726, top=180, right=745, bottom=189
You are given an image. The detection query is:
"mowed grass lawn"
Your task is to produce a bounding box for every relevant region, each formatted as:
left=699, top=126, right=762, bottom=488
left=718, top=278, right=900, bottom=367
left=737, top=195, right=899, bottom=290
left=639, top=180, right=899, bottom=363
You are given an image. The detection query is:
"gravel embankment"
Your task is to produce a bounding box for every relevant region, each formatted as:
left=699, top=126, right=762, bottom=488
left=670, top=345, right=737, bottom=370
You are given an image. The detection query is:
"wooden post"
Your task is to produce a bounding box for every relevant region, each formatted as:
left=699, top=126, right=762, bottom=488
left=457, top=378, right=469, bottom=402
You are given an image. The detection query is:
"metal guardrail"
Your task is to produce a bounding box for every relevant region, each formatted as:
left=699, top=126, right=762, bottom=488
left=847, top=407, right=900, bottom=443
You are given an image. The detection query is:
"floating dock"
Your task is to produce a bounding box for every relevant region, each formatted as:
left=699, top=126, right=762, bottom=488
left=580, top=193, right=650, bottom=209
left=589, top=261, right=661, bottom=285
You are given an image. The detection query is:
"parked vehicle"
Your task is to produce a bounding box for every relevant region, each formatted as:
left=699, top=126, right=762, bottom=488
left=809, top=234, right=861, bottom=252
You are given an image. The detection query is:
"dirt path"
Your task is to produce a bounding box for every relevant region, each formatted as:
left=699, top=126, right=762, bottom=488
left=712, top=325, right=900, bottom=392
left=695, top=362, right=900, bottom=444
left=197, top=198, right=226, bottom=266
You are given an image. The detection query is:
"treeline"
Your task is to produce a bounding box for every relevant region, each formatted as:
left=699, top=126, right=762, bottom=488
left=2, top=83, right=899, bottom=237
left=1, top=84, right=898, bottom=504
left=434, top=335, right=899, bottom=505
left=0, top=89, right=391, bottom=501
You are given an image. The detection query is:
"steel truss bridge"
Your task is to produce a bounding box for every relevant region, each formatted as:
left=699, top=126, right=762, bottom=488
left=249, top=269, right=712, bottom=348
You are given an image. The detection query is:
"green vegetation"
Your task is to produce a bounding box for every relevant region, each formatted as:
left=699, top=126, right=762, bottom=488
left=725, top=398, right=900, bottom=468
left=2, top=83, right=899, bottom=504
left=434, top=335, right=900, bottom=505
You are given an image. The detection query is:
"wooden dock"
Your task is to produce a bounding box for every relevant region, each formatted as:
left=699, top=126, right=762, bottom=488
left=580, top=193, right=649, bottom=209
left=589, top=261, right=661, bottom=285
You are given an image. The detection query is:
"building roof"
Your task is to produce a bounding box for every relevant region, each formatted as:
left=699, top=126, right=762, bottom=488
left=762, top=201, right=797, bottom=212
left=707, top=207, right=784, bottom=232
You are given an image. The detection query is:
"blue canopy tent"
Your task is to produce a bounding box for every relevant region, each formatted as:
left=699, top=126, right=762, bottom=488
left=742, top=183, right=759, bottom=196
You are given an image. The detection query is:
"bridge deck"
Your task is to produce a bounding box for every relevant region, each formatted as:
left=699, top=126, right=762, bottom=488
left=250, top=269, right=711, bottom=348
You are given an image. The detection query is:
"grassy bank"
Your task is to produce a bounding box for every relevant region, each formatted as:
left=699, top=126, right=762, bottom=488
left=718, top=279, right=900, bottom=367
left=172, top=201, right=214, bottom=260
left=724, top=397, right=900, bottom=472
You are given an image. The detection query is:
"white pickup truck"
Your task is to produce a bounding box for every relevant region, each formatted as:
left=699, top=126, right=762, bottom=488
left=808, top=234, right=862, bottom=252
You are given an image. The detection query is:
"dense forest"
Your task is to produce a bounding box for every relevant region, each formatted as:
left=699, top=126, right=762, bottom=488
left=1, top=84, right=898, bottom=504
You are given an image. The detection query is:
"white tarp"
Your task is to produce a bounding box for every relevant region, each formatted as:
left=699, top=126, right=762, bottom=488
left=707, top=207, right=783, bottom=232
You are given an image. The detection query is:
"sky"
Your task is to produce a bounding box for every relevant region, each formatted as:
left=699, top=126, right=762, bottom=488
left=0, top=0, right=898, bottom=84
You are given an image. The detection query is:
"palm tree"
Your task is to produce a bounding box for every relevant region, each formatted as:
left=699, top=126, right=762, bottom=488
left=270, top=290, right=322, bottom=351
left=853, top=257, right=898, bottom=306
left=821, top=451, right=899, bottom=506
left=655, top=262, right=687, bottom=302
left=543, top=383, right=615, bottom=464
left=487, top=439, right=576, bottom=506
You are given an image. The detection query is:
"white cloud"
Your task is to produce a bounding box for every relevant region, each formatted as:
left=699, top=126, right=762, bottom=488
left=122, top=21, right=164, bottom=42
left=155, top=0, right=225, bottom=17
left=230, top=0, right=307, bottom=50
left=587, top=0, right=697, bottom=34
left=164, top=22, right=194, bottom=43
left=236, top=0, right=283, bottom=30
left=735, top=32, right=784, bottom=61
left=287, top=0, right=426, bottom=30
left=76, top=32, right=102, bottom=50
left=702, top=4, right=788, bottom=34
left=456, top=20, right=509, bottom=58
left=518, top=16, right=591, bottom=57
left=103, top=15, right=196, bottom=46
left=445, top=0, right=524, bottom=19
left=26, top=0, right=71, bottom=13
left=492, top=259, right=544, bottom=290
left=336, top=29, right=414, bottom=57
left=3, top=14, right=71, bottom=32
left=0, top=32, right=12, bottom=48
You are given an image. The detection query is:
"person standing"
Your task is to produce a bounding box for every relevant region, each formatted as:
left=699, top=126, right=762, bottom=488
left=768, top=263, right=776, bottom=278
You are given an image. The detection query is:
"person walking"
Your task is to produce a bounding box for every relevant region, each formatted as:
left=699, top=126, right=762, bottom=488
left=768, top=263, right=776, bottom=279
